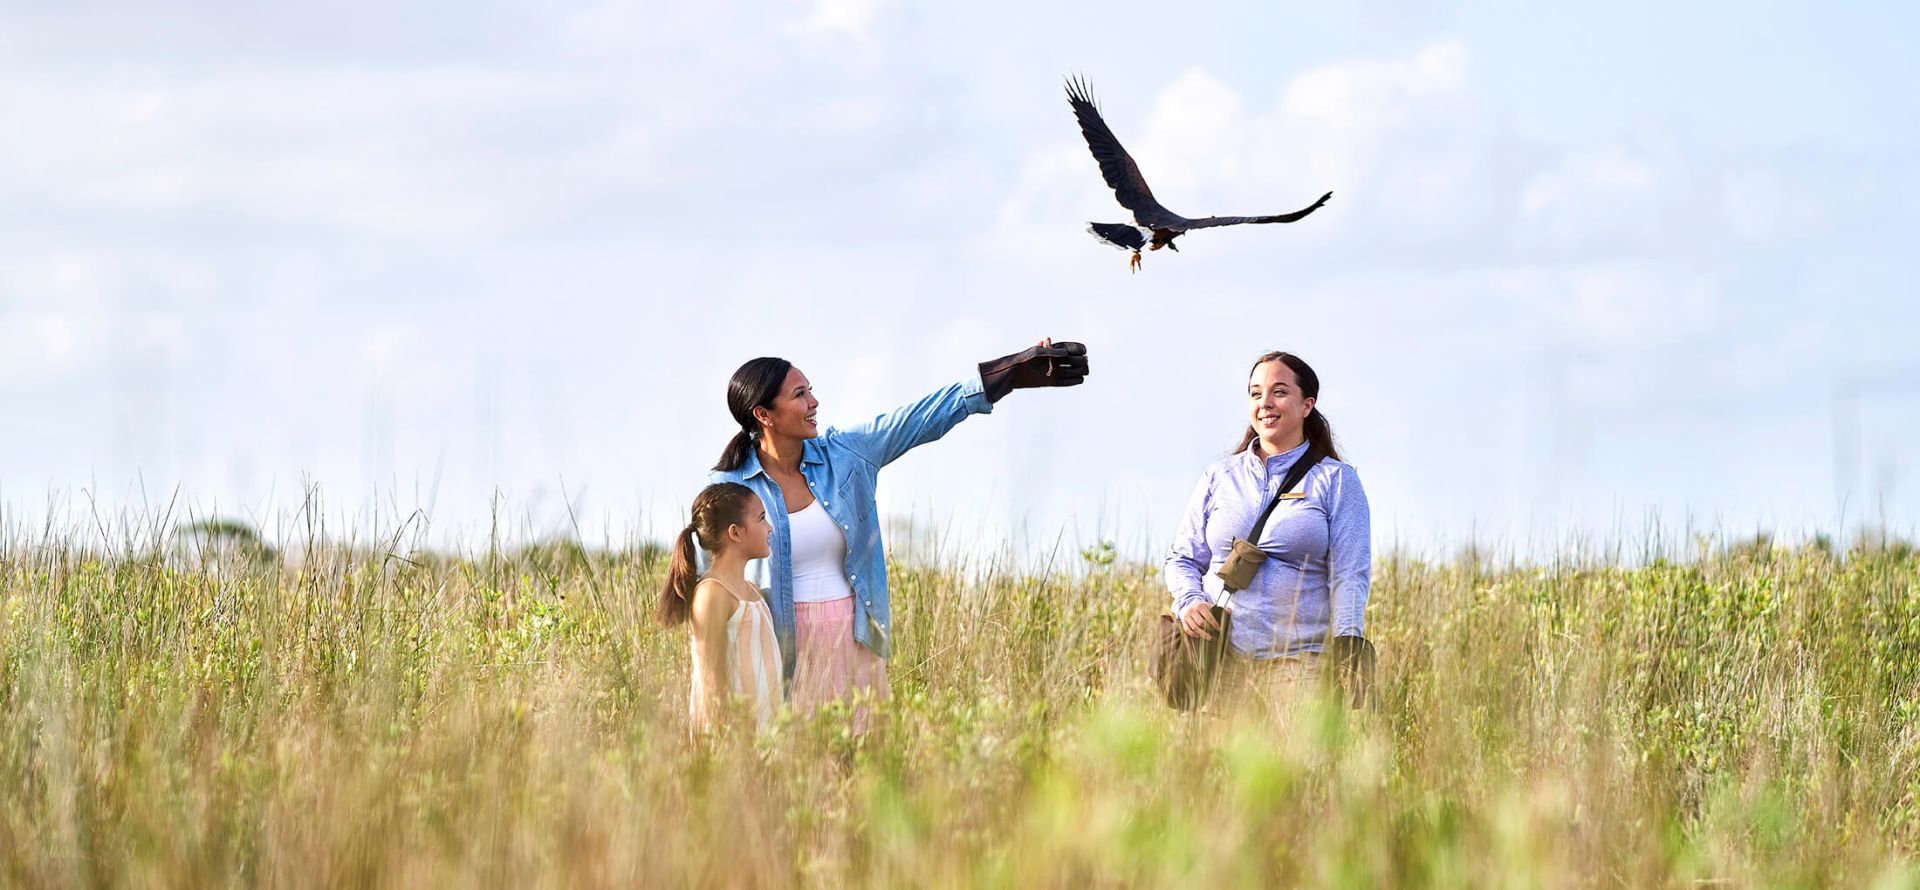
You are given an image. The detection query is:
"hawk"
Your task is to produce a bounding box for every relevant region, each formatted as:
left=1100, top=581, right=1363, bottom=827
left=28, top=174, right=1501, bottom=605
left=1067, top=77, right=1332, bottom=272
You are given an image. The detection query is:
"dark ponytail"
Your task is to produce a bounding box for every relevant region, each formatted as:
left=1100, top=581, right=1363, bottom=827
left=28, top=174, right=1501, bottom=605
left=1301, top=408, right=1338, bottom=461
left=1234, top=351, right=1341, bottom=462
left=659, top=527, right=702, bottom=626
left=657, top=482, right=761, bottom=626
left=714, top=357, right=793, bottom=472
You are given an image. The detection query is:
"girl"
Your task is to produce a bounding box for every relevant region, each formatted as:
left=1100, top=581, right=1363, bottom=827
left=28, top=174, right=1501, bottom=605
left=658, top=482, right=781, bottom=732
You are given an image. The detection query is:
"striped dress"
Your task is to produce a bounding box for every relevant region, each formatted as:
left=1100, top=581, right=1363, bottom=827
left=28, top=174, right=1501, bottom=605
left=689, top=592, right=783, bottom=731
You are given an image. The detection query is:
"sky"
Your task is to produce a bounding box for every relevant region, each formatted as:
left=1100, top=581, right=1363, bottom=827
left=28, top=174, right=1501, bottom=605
left=2, top=1, right=1916, bottom=560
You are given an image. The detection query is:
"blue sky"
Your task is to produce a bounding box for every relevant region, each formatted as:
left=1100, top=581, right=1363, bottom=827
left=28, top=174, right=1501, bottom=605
left=2, top=1, right=1915, bottom=556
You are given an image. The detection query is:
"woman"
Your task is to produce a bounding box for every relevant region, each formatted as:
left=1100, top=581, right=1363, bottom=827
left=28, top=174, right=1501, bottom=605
left=709, top=339, right=1089, bottom=714
left=1164, top=351, right=1371, bottom=716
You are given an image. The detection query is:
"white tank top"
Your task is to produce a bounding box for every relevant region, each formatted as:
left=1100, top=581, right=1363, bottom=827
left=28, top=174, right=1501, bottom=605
left=789, top=500, right=855, bottom=604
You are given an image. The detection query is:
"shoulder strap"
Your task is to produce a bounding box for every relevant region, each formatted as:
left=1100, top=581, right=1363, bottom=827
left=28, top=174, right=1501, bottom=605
left=1245, top=448, right=1324, bottom=544
left=699, top=576, right=753, bottom=606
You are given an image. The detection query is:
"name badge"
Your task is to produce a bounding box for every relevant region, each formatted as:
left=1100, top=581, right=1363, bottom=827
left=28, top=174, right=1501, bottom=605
left=1279, top=492, right=1307, bottom=500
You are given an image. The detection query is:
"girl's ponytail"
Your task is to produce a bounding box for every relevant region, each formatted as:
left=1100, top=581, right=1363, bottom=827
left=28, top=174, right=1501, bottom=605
left=656, top=525, right=702, bottom=627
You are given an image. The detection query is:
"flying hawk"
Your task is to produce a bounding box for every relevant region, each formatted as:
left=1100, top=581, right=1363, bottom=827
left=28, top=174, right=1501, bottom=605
left=1066, top=77, right=1332, bottom=272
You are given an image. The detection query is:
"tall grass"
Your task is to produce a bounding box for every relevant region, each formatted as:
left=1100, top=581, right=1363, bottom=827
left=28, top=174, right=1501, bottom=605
left=0, top=517, right=1915, bottom=887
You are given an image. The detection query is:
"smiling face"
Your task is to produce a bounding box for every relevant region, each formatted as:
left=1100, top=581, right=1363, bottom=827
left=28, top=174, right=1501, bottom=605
left=1248, top=359, right=1315, bottom=451
left=753, top=367, right=819, bottom=441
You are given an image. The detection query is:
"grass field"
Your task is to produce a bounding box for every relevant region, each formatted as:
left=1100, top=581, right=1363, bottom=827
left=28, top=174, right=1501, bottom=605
left=0, top=520, right=1915, bottom=888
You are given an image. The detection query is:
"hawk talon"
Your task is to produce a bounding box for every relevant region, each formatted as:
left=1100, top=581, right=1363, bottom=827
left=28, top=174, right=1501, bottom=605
left=1129, top=251, right=1141, bottom=273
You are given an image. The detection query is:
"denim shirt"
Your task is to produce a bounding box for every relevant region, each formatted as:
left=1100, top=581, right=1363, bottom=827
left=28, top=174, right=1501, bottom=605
left=1164, top=438, right=1372, bottom=659
left=709, top=374, right=994, bottom=679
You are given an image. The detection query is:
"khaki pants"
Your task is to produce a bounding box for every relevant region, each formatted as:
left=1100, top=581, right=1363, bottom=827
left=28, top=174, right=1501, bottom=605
left=1208, top=651, right=1323, bottom=724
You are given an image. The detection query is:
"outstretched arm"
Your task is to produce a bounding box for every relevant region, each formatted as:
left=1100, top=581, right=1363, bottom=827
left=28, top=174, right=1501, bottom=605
left=833, top=376, right=996, bottom=470
left=836, top=340, right=1090, bottom=469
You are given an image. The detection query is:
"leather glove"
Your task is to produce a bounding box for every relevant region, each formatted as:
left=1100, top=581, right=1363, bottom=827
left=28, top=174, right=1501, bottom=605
left=978, top=341, right=1090, bottom=403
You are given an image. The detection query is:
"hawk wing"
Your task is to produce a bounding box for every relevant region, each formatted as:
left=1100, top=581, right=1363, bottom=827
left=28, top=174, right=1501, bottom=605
left=1086, top=222, right=1146, bottom=251
left=1178, top=191, right=1333, bottom=231
left=1065, top=78, right=1183, bottom=229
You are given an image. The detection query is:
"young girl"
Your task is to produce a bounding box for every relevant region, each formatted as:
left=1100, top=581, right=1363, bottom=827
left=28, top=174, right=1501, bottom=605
left=658, top=482, right=782, bottom=731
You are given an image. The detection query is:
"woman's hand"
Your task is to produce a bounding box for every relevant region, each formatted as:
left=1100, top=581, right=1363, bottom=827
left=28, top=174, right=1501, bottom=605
left=1179, top=602, right=1225, bottom=640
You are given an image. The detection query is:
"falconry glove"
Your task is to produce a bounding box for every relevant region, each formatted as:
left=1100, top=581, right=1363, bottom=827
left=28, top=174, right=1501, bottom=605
left=978, top=342, right=1090, bottom=403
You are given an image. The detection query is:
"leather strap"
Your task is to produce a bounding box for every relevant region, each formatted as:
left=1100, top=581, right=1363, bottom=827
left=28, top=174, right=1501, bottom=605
left=1245, top=447, right=1324, bottom=547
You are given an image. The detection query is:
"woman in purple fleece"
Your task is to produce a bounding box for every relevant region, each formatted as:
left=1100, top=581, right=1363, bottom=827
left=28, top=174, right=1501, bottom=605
left=1164, top=351, right=1373, bottom=716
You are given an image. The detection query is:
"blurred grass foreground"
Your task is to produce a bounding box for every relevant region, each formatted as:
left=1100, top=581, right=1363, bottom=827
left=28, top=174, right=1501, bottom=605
left=0, top=517, right=1916, bottom=888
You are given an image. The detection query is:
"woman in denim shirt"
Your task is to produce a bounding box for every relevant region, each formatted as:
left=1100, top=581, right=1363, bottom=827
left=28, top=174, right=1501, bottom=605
left=1165, top=351, right=1371, bottom=717
left=709, top=340, right=1089, bottom=713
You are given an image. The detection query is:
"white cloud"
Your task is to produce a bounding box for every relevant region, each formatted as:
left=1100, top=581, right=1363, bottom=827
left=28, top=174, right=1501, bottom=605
left=1522, top=149, right=1653, bottom=216
left=1281, top=39, right=1470, bottom=135
left=992, top=140, right=1109, bottom=251
left=2, top=71, right=571, bottom=237
left=0, top=313, right=86, bottom=384
left=1719, top=164, right=1834, bottom=246
left=801, top=0, right=890, bottom=40
left=0, top=51, right=747, bottom=239
left=0, top=253, right=111, bottom=385
left=1517, top=144, right=1662, bottom=249
left=1134, top=69, right=1248, bottom=199
left=1564, top=266, right=1719, bottom=346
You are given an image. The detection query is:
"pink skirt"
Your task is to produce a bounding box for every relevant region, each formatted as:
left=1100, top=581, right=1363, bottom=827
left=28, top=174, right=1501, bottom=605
left=791, top=597, right=889, bottom=719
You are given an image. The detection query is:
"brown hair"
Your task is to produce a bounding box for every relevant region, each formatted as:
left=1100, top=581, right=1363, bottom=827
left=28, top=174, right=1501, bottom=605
left=657, top=482, right=761, bottom=626
left=1235, top=351, right=1341, bottom=462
